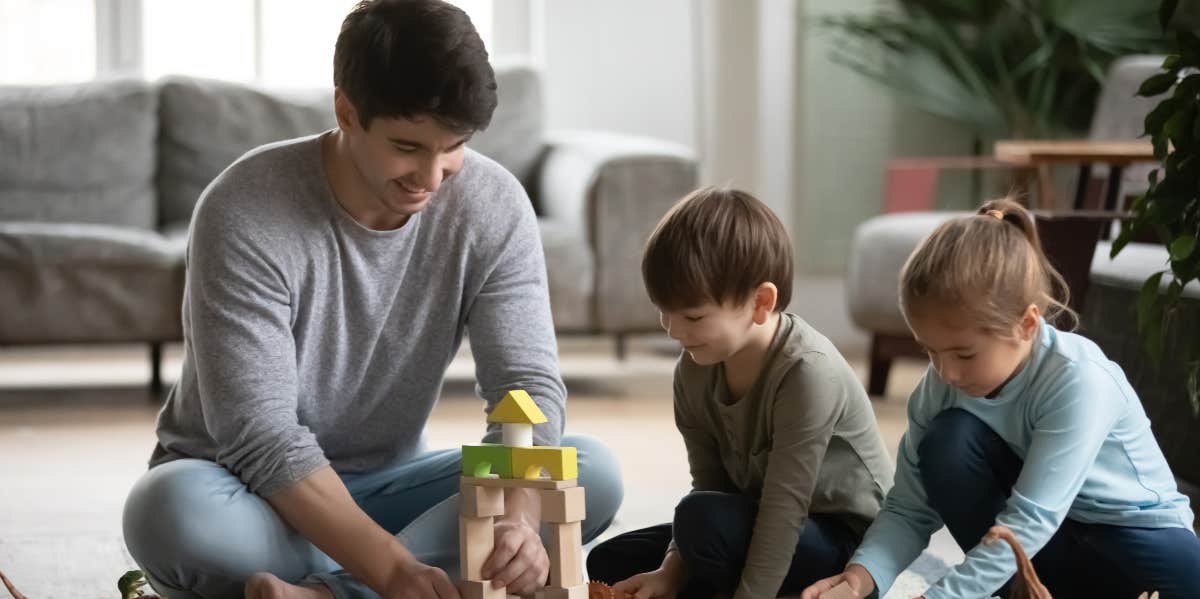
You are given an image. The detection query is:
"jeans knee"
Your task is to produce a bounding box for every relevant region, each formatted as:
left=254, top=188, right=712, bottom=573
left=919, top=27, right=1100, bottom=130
left=566, top=434, right=623, bottom=540
left=671, top=492, right=727, bottom=560
left=917, top=408, right=991, bottom=477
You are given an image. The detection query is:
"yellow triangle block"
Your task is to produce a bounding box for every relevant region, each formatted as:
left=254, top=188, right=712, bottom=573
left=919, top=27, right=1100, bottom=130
left=487, top=390, right=548, bottom=424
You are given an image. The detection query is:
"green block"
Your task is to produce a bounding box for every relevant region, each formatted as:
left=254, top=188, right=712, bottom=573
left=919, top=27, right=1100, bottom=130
left=461, top=444, right=513, bottom=478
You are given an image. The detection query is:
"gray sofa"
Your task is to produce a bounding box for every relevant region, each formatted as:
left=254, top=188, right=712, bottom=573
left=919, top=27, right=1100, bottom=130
left=0, top=64, right=698, bottom=388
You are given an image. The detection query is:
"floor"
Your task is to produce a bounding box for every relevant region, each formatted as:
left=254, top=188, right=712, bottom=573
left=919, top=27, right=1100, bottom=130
left=0, top=336, right=955, bottom=598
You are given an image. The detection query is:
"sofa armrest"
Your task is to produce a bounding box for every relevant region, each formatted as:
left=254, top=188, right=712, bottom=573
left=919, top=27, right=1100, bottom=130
left=536, top=130, right=697, bottom=333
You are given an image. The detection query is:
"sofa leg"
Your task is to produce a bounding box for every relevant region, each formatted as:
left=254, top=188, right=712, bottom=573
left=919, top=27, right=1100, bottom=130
left=614, top=334, right=628, bottom=361
left=867, top=335, right=890, bottom=399
left=149, top=342, right=163, bottom=397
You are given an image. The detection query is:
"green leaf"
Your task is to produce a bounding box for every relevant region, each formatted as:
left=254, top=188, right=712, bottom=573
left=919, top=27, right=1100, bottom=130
left=1145, top=97, right=1178, bottom=136
left=1139, top=72, right=1179, bottom=97
left=1164, top=54, right=1182, bottom=70
left=1138, top=271, right=1165, bottom=329
left=1161, top=0, right=1180, bottom=30
left=1170, top=236, right=1198, bottom=261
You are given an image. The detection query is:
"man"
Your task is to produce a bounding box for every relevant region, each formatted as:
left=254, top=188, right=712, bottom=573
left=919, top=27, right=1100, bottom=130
left=122, top=2, right=622, bottom=598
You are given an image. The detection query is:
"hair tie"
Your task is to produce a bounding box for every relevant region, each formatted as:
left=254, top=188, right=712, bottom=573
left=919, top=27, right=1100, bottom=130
left=986, top=209, right=1004, bottom=220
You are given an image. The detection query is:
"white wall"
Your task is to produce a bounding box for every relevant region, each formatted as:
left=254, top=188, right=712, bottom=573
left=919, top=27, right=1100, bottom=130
left=535, top=0, right=698, bottom=150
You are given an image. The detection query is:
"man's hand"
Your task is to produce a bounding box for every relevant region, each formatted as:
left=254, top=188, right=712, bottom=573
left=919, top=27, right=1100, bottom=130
left=481, top=519, right=549, bottom=594
left=612, top=568, right=682, bottom=599
left=382, top=556, right=460, bottom=599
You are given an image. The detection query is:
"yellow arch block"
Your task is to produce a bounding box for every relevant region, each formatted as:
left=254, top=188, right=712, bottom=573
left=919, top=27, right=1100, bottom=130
left=511, top=446, right=578, bottom=481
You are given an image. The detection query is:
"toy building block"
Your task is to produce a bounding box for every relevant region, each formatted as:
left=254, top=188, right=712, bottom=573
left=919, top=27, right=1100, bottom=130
left=488, top=390, right=549, bottom=424
left=503, top=422, right=534, bottom=448
left=981, top=525, right=1049, bottom=599
left=463, top=444, right=514, bottom=478
left=461, top=580, right=506, bottom=599
left=818, top=582, right=855, bottom=599
left=461, top=480, right=505, bottom=518
left=460, top=515, right=495, bottom=582
left=462, top=476, right=575, bottom=490
left=547, top=521, right=584, bottom=588
left=512, top=446, right=578, bottom=481
left=541, top=487, right=586, bottom=523
left=534, top=584, right=587, bottom=599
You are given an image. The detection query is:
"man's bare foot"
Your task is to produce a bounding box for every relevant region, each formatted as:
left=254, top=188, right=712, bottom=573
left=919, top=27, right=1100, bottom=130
left=244, top=572, right=334, bottom=599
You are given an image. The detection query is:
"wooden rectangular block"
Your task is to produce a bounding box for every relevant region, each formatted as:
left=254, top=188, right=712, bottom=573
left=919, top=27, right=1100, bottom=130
left=547, top=521, right=583, bottom=587
left=462, top=476, right=577, bottom=490
left=533, top=584, right=587, bottom=599
left=462, top=480, right=505, bottom=517
left=460, top=580, right=506, bottom=599
left=460, top=515, right=495, bottom=581
left=462, top=444, right=514, bottom=478
left=540, top=486, right=586, bottom=523
left=819, top=582, right=856, bottom=599
left=511, top=446, right=578, bottom=481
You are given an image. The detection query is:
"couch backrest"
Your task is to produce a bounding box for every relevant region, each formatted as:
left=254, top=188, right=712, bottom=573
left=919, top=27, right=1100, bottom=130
left=157, top=63, right=545, bottom=227
left=0, top=79, right=159, bottom=229
left=156, top=76, right=336, bottom=227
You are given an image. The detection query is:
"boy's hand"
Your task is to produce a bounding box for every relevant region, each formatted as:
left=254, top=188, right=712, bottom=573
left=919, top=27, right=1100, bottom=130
left=613, top=569, right=682, bottom=599
left=482, top=519, right=549, bottom=594
left=799, top=564, right=875, bottom=599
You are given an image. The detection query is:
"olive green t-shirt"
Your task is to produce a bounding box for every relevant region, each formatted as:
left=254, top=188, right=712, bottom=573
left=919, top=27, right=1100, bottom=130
left=672, top=313, right=895, bottom=599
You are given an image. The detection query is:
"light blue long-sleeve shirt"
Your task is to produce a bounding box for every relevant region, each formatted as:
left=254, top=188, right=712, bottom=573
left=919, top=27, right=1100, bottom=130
left=851, top=321, right=1195, bottom=599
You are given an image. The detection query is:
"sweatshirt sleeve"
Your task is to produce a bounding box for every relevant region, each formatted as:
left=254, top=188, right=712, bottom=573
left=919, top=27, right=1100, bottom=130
left=849, top=370, right=946, bottom=596
left=186, top=186, right=328, bottom=498
left=466, top=172, right=566, bottom=447
left=923, top=364, right=1122, bottom=599
left=732, top=356, right=845, bottom=599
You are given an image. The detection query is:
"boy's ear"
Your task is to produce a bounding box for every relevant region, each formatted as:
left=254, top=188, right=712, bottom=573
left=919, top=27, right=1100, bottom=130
left=333, top=88, right=359, bottom=133
left=752, top=283, right=778, bottom=325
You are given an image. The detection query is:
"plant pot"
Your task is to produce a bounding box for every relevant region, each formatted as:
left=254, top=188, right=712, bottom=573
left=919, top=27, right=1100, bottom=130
left=1080, top=276, right=1200, bottom=530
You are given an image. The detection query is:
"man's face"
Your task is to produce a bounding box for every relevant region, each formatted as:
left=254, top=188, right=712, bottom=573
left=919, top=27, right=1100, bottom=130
left=336, top=92, right=471, bottom=226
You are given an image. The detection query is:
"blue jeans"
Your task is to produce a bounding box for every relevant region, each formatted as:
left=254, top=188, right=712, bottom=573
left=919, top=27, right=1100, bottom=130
left=920, top=408, right=1200, bottom=599
left=586, top=491, right=869, bottom=599
left=123, top=434, right=622, bottom=599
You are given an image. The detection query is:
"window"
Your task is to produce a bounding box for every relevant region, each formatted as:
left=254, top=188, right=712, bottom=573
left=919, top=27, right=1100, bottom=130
left=0, top=0, right=96, bottom=84
left=0, top=0, right=494, bottom=86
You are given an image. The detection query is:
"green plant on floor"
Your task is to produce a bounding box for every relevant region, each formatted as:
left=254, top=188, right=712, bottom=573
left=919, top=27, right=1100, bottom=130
left=822, top=0, right=1170, bottom=138
left=118, top=569, right=160, bottom=599
left=1115, top=0, right=1200, bottom=416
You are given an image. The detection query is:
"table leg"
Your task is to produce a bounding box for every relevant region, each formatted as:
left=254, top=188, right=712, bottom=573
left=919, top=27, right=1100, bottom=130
left=1073, top=163, right=1093, bottom=210
left=1105, top=165, right=1125, bottom=211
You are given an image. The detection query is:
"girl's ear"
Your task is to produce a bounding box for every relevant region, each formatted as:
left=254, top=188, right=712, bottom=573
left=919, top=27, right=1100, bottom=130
left=1018, top=303, right=1041, bottom=341
left=752, top=282, right=778, bottom=325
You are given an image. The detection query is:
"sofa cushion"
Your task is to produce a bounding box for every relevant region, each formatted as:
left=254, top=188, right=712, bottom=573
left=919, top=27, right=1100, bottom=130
left=846, top=212, right=964, bottom=335
left=539, top=219, right=593, bottom=332
left=1092, top=240, right=1200, bottom=299
left=157, top=76, right=336, bottom=227
left=0, top=222, right=185, bottom=343
left=470, top=63, right=545, bottom=193
left=0, top=79, right=158, bottom=229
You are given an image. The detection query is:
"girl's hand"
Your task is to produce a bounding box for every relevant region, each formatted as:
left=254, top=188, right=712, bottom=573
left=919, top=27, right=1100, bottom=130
left=799, top=564, right=875, bottom=599
left=612, top=569, right=681, bottom=599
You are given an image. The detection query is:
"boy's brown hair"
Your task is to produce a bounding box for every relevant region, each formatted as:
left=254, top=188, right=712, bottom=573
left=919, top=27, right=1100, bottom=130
left=642, top=186, right=793, bottom=312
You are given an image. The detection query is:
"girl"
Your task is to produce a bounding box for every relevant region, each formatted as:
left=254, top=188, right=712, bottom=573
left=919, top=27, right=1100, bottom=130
left=802, top=199, right=1200, bottom=599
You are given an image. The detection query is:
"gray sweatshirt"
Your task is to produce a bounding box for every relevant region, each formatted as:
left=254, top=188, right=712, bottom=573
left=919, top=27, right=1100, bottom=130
left=150, top=133, right=566, bottom=497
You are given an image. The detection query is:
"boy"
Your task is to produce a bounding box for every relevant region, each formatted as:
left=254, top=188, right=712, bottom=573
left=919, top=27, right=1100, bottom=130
left=586, top=187, right=893, bottom=599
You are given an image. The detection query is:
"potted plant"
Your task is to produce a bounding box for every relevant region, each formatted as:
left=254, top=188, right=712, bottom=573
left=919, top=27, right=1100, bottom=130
left=1106, top=0, right=1200, bottom=506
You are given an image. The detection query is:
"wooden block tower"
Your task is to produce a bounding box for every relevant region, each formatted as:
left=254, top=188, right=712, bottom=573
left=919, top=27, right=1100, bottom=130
left=460, top=390, right=587, bottom=599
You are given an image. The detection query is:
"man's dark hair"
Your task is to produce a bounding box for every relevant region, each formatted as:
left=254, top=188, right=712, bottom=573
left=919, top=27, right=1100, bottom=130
left=333, top=0, right=497, bottom=132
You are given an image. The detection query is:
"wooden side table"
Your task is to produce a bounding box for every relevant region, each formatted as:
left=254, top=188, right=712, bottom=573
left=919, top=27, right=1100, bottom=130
left=994, top=140, right=1156, bottom=211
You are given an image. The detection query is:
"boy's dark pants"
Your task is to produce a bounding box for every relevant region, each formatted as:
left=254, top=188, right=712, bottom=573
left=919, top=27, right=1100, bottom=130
left=922, top=408, right=1200, bottom=599
left=586, top=491, right=868, bottom=599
